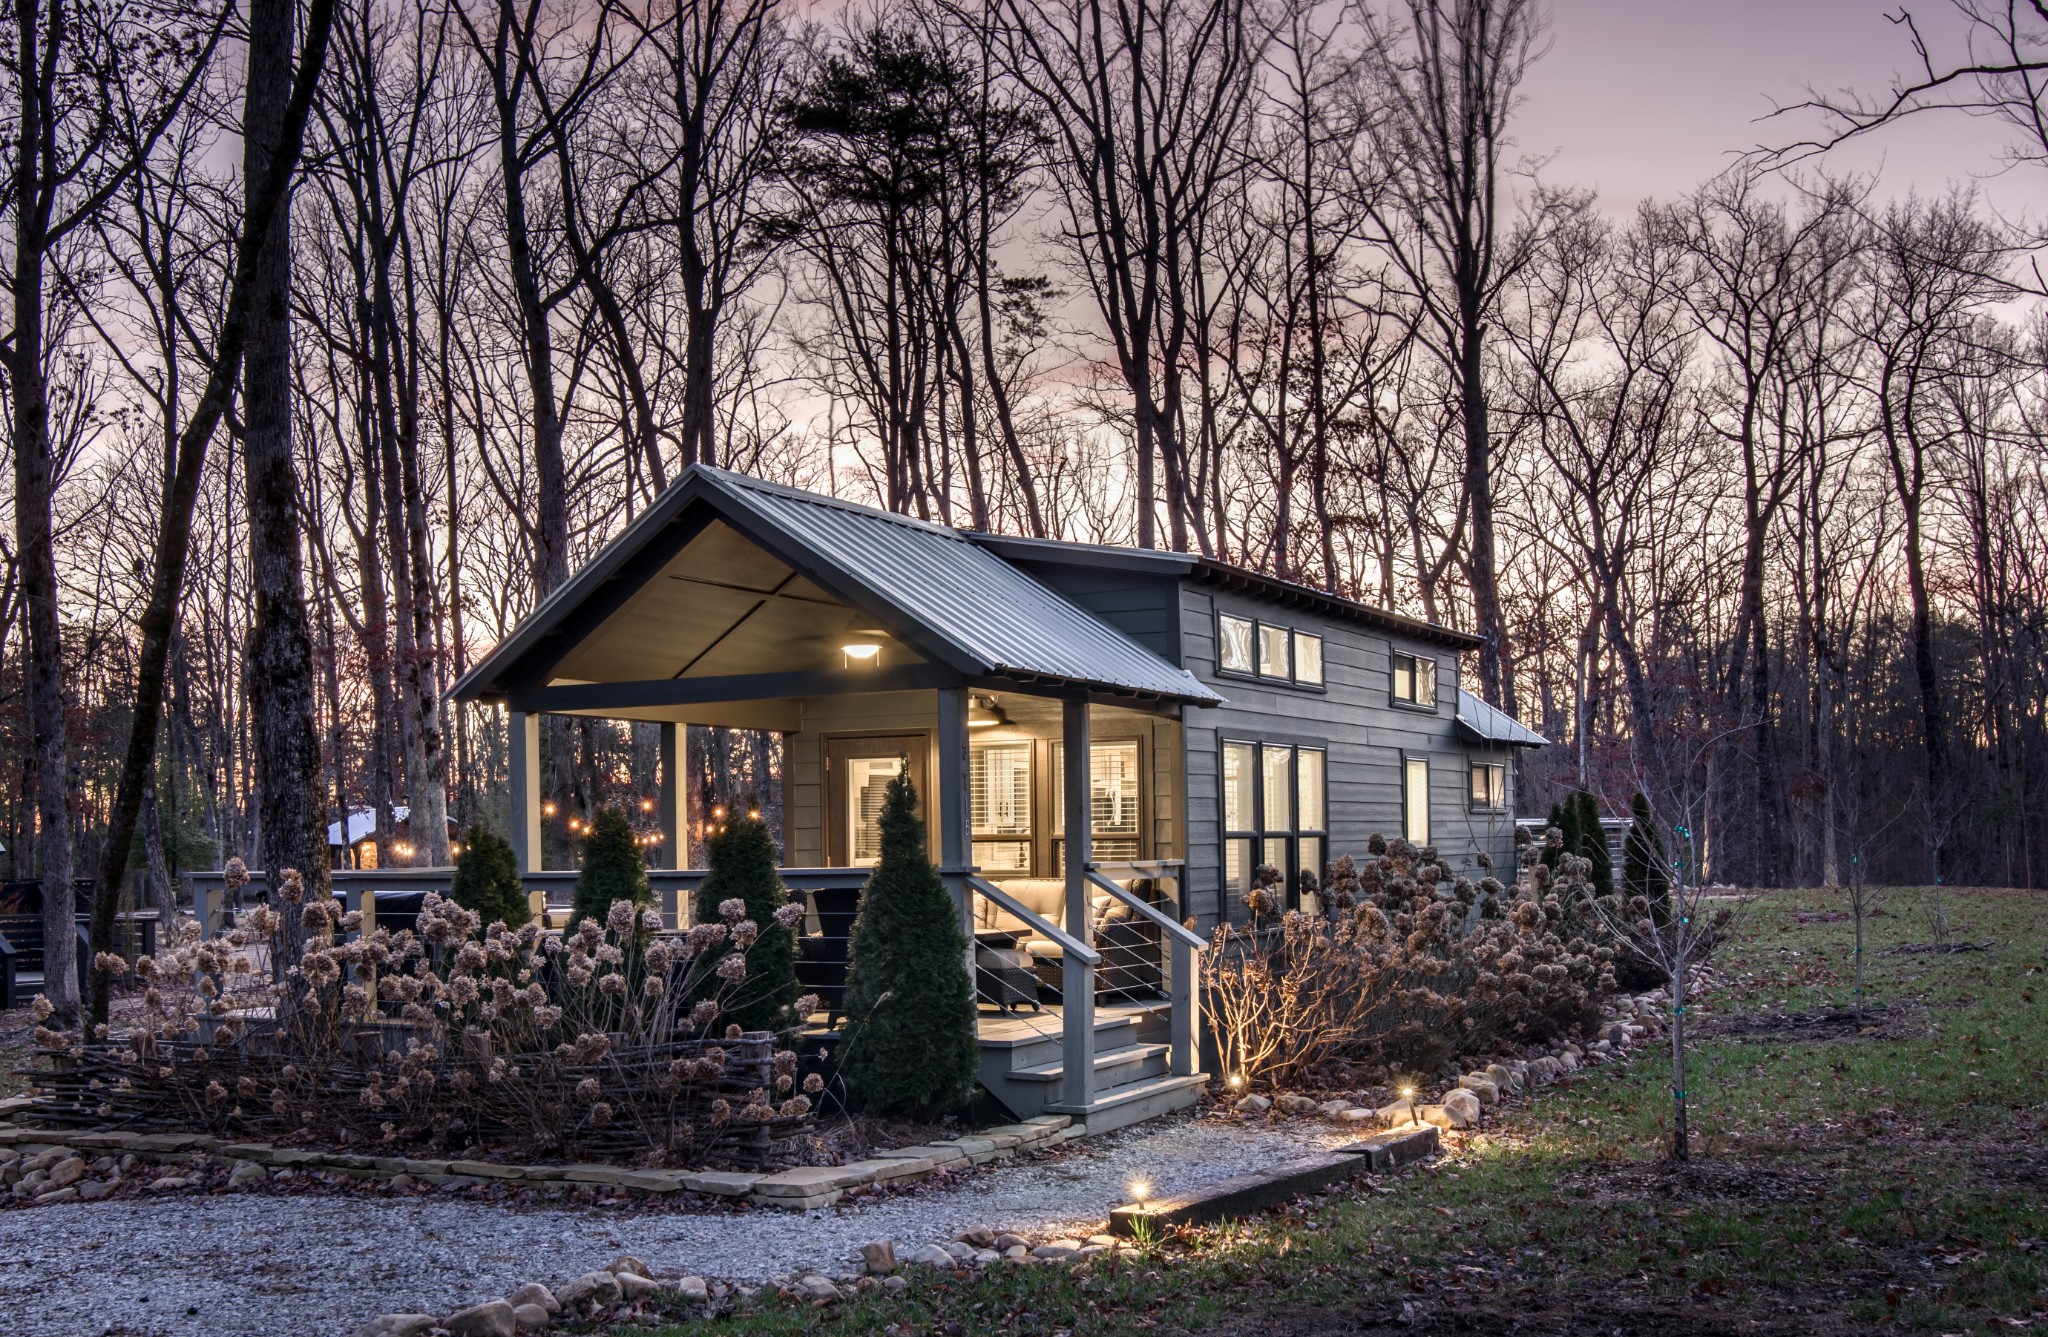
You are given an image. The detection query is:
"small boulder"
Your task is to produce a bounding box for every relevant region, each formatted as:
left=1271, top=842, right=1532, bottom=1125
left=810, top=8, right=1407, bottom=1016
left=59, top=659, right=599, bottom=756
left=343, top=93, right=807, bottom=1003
left=796, top=1275, right=840, bottom=1302
left=510, top=1303, right=551, bottom=1332
left=148, top=1176, right=192, bottom=1192
left=48, top=1157, right=87, bottom=1188
left=1031, top=1239, right=1083, bottom=1260
left=1003, top=1245, right=1029, bottom=1261
left=617, top=1273, right=659, bottom=1302
left=1484, top=1063, right=1518, bottom=1092
left=1442, top=1088, right=1483, bottom=1126
left=994, top=1233, right=1029, bottom=1250
left=442, top=1300, right=516, bottom=1337
left=859, top=1240, right=897, bottom=1274
left=1556, top=1050, right=1579, bottom=1073
left=673, top=1276, right=710, bottom=1302
left=1338, top=1107, right=1377, bottom=1124
left=605, top=1255, right=653, bottom=1279
left=350, top=1317, right=438, bottom=1337
left=556, top=1271, right=623, bottom=1308
left=1274, top=1093, right=1318, bottom=1115
left=1234, top=1092, right=1272, bottom=1113
left=1457, top=1075, right=1500, bottom=1106
left=229, top=1161, right=268, bottom=1189
left=79, top=1180, right=118, bottom=1202
left=387, top=1173, right=416, bottom=1190
left=907, top=1244, right=955, bottom=1268
left=956, top=1224, right=996, bottom=1248
left=880, top=1275, right=909, bottom=1294
left=942, top=1241, right=977, bottom=1262
left=506, top=1283, right=559, bottom=1316
left=34, top=1187, right=79, bottom=1205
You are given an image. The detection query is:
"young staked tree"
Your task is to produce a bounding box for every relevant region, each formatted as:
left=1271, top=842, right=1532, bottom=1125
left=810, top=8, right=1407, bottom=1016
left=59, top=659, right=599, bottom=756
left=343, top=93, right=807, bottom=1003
left=449, top=825, right=530, bottom=929
left=568, top=807, right=650, bottom=930
left=838, top=768, right=977, bottom=1119
left=692, top=805, right=799, bottom=1032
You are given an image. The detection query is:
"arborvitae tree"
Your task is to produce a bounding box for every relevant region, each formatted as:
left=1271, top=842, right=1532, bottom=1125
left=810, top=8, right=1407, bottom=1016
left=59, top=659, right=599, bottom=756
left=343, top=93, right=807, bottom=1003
left=1575, top=790, right=1615, bottom=898
left=1541, top=800, right=1572, bottom=870
left=568, top=807, right=649, bottom=930
left=693, top=804, right=800, bottom=1032
left=1622, top=791, right=1671, bottom=924
left=449, top=824, right=530, bottom=928
left=838, top=768, right=978, bottom=1118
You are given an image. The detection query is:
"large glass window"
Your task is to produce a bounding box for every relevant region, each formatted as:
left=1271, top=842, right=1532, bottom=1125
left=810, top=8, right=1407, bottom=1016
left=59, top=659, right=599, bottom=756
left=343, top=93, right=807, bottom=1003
left=1258, top=623, right=1292, bottom=678
left=1218, top=614, right=1255, bottom=674
left=971, top=741, right=1033, bottom=871
left=1052, top=738, right=1144, bottom=863
left=1392, top=651, right=1437, bottom=708
left=1222, top=739, right=1328, bottom=919
left=1403, top=756, right=1431, bottom=845
left=1293, top=631, right=1324, bottom=685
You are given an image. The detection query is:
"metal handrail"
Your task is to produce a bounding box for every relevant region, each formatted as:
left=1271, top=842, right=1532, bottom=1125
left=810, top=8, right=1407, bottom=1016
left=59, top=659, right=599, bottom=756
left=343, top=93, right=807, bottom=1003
left=1084, top=870, right=1206, bottom=950
left=964, top=874, right=1101, bottom=966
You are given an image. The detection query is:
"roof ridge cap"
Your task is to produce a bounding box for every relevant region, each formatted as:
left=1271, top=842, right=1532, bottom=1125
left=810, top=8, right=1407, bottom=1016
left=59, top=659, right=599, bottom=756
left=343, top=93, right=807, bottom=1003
left=701, top=464, right=971, bottom=540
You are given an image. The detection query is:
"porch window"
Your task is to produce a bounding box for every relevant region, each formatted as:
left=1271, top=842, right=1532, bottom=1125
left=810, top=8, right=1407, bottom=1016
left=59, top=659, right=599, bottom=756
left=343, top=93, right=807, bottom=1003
left=1222, top=738, right=1327, bottom=919
left=970, top=740, right=1034, bottom=872
left=1052, top=738, right=1143, bottom=863
left=1470, top=761, right=1506, bottom=811
left=1392, top=651, right=1437, bottom=708
left=1403, top=755, right=1430, bottom=846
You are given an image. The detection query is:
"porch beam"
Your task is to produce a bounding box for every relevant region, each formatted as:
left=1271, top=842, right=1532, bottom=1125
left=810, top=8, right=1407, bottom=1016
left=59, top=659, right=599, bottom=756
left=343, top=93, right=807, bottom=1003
left=507, top=663, right=960, bottom=714
left=508, top=710, right=542, bottom=878
left=1061, top=697, right=1095, bottom=1110
left=935, top=686, right=974, bottom=971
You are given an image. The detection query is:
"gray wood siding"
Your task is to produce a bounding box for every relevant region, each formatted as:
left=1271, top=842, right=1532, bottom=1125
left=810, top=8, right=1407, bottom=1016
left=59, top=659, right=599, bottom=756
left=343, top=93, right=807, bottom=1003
left=1018, top=567, right=1182, bottom=665
left=786, top=690, right=939, bottom=866
left=1175, top=584, right=1509, bottom=930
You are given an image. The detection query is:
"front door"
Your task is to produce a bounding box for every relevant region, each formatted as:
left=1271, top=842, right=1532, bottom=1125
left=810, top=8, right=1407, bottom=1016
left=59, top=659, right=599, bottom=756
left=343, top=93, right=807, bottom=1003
left=825, top=733, right=928, bottom=867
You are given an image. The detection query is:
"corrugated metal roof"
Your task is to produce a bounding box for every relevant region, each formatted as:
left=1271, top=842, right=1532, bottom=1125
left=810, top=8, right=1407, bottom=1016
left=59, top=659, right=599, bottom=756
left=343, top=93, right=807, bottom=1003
left=705, top=469, right=1221, bottom=703
left=1455, top=686, right=1548, bottom=748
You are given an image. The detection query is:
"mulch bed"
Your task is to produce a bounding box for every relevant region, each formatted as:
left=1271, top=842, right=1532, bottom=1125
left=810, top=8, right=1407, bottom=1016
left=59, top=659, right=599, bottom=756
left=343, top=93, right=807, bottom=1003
left=1692, top=1002, right=1926, bottom=1044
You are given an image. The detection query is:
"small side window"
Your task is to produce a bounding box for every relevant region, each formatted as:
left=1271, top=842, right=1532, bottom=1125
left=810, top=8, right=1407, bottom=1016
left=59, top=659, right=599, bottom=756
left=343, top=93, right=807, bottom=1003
left=1219, top=614, right=1254, bottom=674
left=1393, top=651, right=1437, bottom=707
left=1293, top=631, right=1324, bottom=685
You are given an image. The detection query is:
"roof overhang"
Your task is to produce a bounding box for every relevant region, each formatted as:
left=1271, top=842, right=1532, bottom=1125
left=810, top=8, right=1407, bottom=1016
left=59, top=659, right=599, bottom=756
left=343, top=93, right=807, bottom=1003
left=1456, top=687, right=1548, bottom=748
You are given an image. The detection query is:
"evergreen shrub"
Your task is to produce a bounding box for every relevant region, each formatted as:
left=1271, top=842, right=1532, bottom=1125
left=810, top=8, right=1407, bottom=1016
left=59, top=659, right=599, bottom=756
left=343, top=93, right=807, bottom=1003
left=448, top=824, right=530, bottom=928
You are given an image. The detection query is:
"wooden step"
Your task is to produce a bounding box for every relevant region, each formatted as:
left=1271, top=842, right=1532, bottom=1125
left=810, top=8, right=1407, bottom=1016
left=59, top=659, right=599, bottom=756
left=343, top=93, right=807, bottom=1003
left=1008, top=1042, right=1169, bottom=1084
left=1047, top=1072, right=1209, bottom=1135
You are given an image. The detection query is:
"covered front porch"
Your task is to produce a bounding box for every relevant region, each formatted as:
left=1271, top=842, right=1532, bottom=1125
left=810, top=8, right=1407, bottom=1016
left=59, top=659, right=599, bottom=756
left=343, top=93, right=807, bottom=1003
left=440, top=466, right=1215, bottom=1129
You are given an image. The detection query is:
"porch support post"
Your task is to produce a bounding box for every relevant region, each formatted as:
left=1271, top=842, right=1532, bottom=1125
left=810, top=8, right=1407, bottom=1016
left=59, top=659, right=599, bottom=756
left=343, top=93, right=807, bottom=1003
left=508, top=710, right=542, bottom=920
left=658, top=722, right=685, bottom=928
left=1061, top=698, right=1095, bottom=1110
left=935, top=687, right=974, bottom=973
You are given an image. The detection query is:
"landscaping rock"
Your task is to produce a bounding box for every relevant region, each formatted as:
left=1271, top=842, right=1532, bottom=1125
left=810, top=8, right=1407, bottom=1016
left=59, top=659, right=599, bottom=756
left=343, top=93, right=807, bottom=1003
left=229, top=1161, right=268, bottom=1188
left=1338, top=1107, right=1377, bottom=1123
left=1274, top=1093, right=1319, bottom=1115
left=1234, top=1093, right=1272, bottom=1113
left=605, top=1254, right=652, bottom=1279
left=442, top=1299, right=517, bottom=1337
left=1556, top=1050, right=1579, bottom=1073
left=859, top=1239, right=897, bottom=1274
left=956, top=1223, right=996, bottom=1248
left=1442, top=1088, right=1483, bottom=1125
left=673, top=1277, right=710, bottom=1302
left=617, top=1272, right=659, bottom=1302
left=556, top=1271, right=623, bottom=1308
left=994, top=1233, right=1028, bottom=1250
left=1032, top=1239, right=1084, bottom=1260
left=147, top=1175, right=193, bottom=1191
left=48, top=1156, right=87, bottom=1188
left=796, top=1274, right=840, bottom=1302
left=33, top=1187, right=79, bottom=1205
left=1003, top=1244, right=1029, bottom=1261
left=1484, top=1063, right=1518, bottom=1092
left=510, top=1303, right=551, bottom=1332
left=387, top=1173, right=416, bottom=1190
left=942, top=1241, right=977, bottom=1262
left=350, top=1316, right=439, bottom=1337
left=906, top=1244, right=956, bottom=1268
left=880, top=1275, right=909, bottom=1294
left=1457, top=1075, right=1500, bottom=1105
left=78, top=1179, right=118, bottom=1201
left=506, top=1283, right=559, bottom=1315
left=1377, top=1101, right=1423, bottom=1126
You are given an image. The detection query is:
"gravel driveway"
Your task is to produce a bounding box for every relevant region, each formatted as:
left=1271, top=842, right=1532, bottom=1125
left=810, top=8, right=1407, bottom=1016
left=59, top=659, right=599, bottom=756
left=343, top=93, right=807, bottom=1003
left=0, top=1116, right=1351, bottom=1337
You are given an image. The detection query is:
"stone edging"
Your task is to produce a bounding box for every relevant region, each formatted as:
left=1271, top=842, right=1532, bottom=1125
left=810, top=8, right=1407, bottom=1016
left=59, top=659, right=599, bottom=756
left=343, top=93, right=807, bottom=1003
left=0, top=1114, right=1083, bottom=1211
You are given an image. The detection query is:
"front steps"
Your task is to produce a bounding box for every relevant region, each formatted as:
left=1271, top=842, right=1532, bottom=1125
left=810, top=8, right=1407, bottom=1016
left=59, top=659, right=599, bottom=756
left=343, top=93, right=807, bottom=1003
left=977, top=1000, right=1208, bottom=1132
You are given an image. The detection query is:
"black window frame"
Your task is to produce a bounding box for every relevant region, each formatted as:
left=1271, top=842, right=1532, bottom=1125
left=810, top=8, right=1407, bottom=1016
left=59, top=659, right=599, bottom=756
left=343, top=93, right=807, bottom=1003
left=1469, top=760, right=1506, bottom=812
left=1221, top=736, right=1328, bottom=919
left=1390, top=649, right=1439, bottom=711
left=1213, top=608, right=1328, bottom=693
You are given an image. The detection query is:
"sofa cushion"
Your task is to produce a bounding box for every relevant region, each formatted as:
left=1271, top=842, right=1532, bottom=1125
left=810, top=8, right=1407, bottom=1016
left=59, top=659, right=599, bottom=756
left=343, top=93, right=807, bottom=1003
left=978, top=877, right=1136, bottom=950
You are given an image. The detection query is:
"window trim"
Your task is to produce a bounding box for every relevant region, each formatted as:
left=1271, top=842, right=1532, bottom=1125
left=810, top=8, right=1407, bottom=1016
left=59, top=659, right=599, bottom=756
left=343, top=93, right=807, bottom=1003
left=1401, top=751, right=1431, bottom=846
left=1389, top=649, right=1440, bottom=713
left=1212, top=607, right=1328, bottom=694
left=1220, top=736, right=1328, bottom=917
left=1468, top=760, right=1507, bottom=813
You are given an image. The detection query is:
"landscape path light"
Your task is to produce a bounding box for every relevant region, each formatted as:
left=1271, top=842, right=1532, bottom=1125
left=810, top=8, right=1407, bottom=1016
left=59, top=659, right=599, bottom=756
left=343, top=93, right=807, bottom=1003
left=1400, top=1084, right=1418, bottom=1126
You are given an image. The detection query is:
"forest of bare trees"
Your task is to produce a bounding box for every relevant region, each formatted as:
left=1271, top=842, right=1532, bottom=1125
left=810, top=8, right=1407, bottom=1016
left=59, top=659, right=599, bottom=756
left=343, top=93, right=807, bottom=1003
left=6, top=0, right=2048, bottom=1016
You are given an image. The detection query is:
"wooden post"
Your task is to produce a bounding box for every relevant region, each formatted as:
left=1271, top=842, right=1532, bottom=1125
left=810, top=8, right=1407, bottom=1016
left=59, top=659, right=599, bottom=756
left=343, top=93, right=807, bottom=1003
left=659, top=722, right=685, bottom=928
left=935, top=687, right=974, bottom=972
left=509, top=710, right=542, bottom=920
left=1062, top=698, right=1094, bottom=1110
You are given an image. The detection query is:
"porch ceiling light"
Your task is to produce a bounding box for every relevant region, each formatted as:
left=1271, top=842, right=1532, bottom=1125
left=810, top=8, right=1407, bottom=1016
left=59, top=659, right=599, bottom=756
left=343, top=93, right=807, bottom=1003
left=968, top=695, right=1009, bottom=729
left=841, top=641, right=882, bottom=662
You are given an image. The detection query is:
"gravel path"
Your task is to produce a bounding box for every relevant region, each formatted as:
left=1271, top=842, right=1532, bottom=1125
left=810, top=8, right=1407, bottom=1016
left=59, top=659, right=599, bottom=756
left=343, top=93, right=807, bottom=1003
left=0, top=1116, right=1350, bottom=1337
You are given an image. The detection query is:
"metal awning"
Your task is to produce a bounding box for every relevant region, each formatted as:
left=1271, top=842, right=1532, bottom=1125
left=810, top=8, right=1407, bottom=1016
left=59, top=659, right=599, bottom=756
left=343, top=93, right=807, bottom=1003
left=1455, top=686, right=1548, bottom=747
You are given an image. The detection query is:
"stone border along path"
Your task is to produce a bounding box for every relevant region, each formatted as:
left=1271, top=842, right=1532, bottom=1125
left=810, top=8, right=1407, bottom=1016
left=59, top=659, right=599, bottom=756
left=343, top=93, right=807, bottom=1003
left=0, top=1111, right=1083, bottom=1210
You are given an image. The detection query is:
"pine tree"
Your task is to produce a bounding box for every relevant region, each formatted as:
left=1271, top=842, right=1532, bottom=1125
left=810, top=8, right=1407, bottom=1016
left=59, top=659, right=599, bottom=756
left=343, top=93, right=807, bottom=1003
left=838, top=768, right=978, bottom=1118
left=568, top=807, right=649, bottom=930
left=1622, top=791, right=1671, bottom=923
left=1575, top=790, right=1615, bottom=898
left=449, top=824, right=530, bottom=928
left=693, top=804, right=800, bottom=1032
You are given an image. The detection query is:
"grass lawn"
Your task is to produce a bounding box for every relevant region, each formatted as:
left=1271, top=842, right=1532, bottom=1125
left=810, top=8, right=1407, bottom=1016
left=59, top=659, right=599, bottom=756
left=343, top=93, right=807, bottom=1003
left=619, top=884, right=2048, bottom=1336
